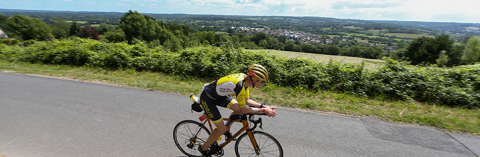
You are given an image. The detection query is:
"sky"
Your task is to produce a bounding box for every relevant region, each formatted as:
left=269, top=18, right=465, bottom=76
left=1, top=0, right=479, bottom=23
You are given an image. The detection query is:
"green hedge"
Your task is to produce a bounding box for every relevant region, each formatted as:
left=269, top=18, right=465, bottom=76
left=1, top=37, right=479, bottom=108
left=0, top=39, right=20, bottom=45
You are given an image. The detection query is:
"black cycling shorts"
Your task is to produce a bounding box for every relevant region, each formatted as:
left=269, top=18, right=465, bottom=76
left=200, top=90, right=237, bottom=124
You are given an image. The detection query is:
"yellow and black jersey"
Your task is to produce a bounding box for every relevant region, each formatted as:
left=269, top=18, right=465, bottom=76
left=204, top=73, right=249, bottom=107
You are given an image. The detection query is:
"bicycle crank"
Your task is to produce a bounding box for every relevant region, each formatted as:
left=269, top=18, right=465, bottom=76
left=210, top=144, right=224, bottom=156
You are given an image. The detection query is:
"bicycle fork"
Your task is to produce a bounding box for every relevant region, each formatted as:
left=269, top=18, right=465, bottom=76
left=245, top=131, right=260, bottom=155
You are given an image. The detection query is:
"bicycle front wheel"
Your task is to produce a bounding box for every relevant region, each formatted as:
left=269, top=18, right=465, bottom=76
left=173, top=120, right=211, bottom=157
left=235, top=131, right=283, bottom=157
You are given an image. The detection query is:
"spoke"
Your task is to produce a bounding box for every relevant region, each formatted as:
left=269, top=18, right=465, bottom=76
left=261, top=142, right=277, bottom=149
left=184, top=123, right=195, bottom=136
left=261, top=150, right=280, bottom=156
left=240, top=141, right=255, bottom=151
left=178, top=132, right=191, bottom=139
left=179, top=142, right=189, bottom=147
left=238, top=152, right=257, bottom=157
left=189, top=146, right=198, bottom=156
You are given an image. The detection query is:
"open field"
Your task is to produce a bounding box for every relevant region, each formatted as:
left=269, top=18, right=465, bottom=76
left=248, top=49, right=384, bottom=69
left=356, top=39, right=369, bottom=43
left=249, top=49, right=384, bottom=62
left=66, top=20, right=88, bottom=24
left=384, top=33, right=435, bottom=39
left=368, top=29, right=388, bottom=35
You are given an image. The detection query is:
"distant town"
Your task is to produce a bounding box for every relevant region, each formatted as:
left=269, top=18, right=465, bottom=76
left=232, top=26, right=398, bottom=53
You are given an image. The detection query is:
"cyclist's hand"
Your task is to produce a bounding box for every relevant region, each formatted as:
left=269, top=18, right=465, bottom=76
left=265, top=108, right=276, bottom=117
left=268, top=106, right=277, bottom=111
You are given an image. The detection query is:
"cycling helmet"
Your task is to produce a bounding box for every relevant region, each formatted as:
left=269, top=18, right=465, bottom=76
left=247, top=64, right=269, bottom=81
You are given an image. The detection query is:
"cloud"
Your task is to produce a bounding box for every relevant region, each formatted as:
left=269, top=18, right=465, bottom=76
left=85, top=1, right=95, bottom=5
left=331, top=0, right=402, bottom=9
left=236, top=0, right=260, bottom=4
left=117, top=0, right=159, bottom=2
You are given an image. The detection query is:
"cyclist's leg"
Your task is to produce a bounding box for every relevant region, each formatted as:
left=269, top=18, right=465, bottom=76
left=199, top=92, right=228, bottom=151
left=228, top=102, right=242, bottom=118
left=202, top=121, right=227, bottom=151
left=220, top=98, right=242, bottom=120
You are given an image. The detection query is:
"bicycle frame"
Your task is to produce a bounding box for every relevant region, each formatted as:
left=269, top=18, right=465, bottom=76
left=193, top=114, right=261, bottom=155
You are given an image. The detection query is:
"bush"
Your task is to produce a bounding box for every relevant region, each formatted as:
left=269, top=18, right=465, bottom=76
left=0, top=39, right=20, bottom=45
left=1, top=38, right=479, bottom=108
left=23, top=40, right=35, bottom=47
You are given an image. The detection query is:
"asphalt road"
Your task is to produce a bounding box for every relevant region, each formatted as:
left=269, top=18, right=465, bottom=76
left=1, top=72, right=479, bottom=157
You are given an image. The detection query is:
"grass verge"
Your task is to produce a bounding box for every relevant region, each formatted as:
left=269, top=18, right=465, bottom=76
left=1, top=60, right=478, bottom=135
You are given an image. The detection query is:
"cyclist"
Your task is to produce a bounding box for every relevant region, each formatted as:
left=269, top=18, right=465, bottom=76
left=198, top=64, right=277, bottom=157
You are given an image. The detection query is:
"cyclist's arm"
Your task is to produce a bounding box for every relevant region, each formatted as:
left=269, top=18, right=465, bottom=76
left=241, top=97, right=276, bottom=117
left=246, top=98, right=276, bottom=110
left=239, top=101, right=265, bottom=114
left=245, top=97, right=262, bottom=108
left=237, top=94, right=262, bottom=114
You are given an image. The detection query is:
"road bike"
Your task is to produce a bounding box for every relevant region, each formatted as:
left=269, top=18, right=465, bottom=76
left=173, top=95, right=283, bottom=157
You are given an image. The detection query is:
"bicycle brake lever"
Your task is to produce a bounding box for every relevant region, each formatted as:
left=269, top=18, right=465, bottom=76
left=259, top=117, right=263, bottom=130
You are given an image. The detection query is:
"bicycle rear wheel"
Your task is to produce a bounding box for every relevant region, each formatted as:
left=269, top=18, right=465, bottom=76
left=235, top=131, right=283, bottom=157
left=173, top=120, right=211, bottom=157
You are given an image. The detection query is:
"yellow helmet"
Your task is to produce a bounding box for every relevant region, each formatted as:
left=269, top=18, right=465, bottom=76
left=247, top=64, right=269, bottom=81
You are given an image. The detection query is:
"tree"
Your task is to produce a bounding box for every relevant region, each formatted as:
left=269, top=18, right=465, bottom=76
left=284, top=41, right=295, bottom=51
left=340, top=46, right=350, bottom=56
left=120, top=10, right=148, bottom=44
left=78, top=26, right=100, bottom=40
left=361, top=47, right=376, bottom=58
left=97, top=23, right=117, bottom=35
left=387, top=40, right=393, bottom=47
left=436, top=35, right=453, bottom=57
left=300, top=43, right=314, bottom=53
left=350, top=45, right=361, bottom=57
left=278, top=35, right=286, bottom=43
left=332, top=39, right=340, bottom=45
left=405, top=36, right=438, bottom=65
left=194, top=31, right=216, bottom=45
left=69, top=21, right=80, bottom=36
left=375, top=47, right=384, bottom=59
left=322, top=44, right=330, bottom=54
left=259, top=39, right=268, bottom=48
left=396, top=42, right=408, bottom=49
left=447, top=46, right=463, bottom=66
left=143, top=18, right=162, bottom=42
left=0, top=14, right=8, bottom=31
left=462, top=36, right=480, bottom=64
left=51, top=18, right=70, bottom=39
left=405, top=35, right=455, bottom=65
left=102, top=29, right=126, bottom=43
left=436, top=50, right=449, bottom=67
left=390, top=48, right=406, bottom=60
left=330, top=45, right=340, bottom=55
left=227, top=27, right=235, bottom=33
left=251, top=32, right=268, bottom=45
left=6, top=15, right=53, bottom=40
left=293, top=45, right=302, bottom=52
left=164, top=36, right=183, bottom=52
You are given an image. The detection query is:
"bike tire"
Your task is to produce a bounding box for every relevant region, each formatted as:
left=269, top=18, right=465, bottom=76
left=173, top=120, right=211, bottom=157
left=234, top=131, right=283, bottom=157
